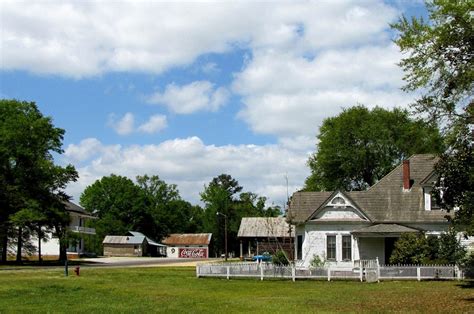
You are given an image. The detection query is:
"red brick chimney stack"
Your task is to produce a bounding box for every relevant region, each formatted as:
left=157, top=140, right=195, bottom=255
left=403, top=160, right=410, bottom=190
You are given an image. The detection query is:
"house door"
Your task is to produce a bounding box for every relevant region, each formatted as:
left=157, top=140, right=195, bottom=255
left=384, top=237, right=397, bottom=264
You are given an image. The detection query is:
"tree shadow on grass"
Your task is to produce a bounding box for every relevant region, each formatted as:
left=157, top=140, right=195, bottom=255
left=455, top=280, right=474, bottom=289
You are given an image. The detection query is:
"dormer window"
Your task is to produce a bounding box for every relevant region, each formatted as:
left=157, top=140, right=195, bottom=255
left=424, top=187, right=440, bottom=211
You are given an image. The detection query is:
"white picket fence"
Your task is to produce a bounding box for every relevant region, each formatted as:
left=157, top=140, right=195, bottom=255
left=196, top=261, right=463, bottom=282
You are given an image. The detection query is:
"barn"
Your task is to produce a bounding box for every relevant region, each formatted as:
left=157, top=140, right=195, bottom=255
left=102, top=231, right=166, bottom=257
left=238, top=217, right=294, bottom=260
left=162, top=233, right=212, bottom=258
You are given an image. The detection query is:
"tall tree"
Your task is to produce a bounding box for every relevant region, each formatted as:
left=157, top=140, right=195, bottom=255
left=0, top=99, right=78, bottom=263
left=392, top=0, right=473, bottom=234
left=304, top=106, right=444, bottom=191
left=80, top=174, right=145, bottom=254
left=136, top=174, right=200, bottom=239
left=200, top=174, right=279, bottom=257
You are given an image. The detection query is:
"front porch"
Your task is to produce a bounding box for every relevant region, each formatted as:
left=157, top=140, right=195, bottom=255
left=352, top=223, right=420, bottom=265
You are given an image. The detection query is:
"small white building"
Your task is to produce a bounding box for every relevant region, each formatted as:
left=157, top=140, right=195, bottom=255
left=288, top=154, right=474, bottom=267
left=162, top=233, right=212, bottom=258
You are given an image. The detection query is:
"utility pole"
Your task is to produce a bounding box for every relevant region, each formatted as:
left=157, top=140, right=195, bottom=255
left=216, top=211, right=228, bottom=261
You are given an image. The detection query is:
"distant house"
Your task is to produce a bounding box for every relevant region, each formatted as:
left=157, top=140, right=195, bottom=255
left=288, top=154, right=474, bottom=267
left=102, top=231, right=165, bottom=257
left=26, top=201, right=97, bottom=258
left=237, top=217, right=294, bottom=260
left=162, top=233, right=212, bottom=258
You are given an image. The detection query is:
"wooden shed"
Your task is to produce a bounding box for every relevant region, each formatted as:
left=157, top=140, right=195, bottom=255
left=162, top=233, right=212, bottom=258
left=237, top=217, right=294, bottom=260
left=102, top=231, right=166, bottom=257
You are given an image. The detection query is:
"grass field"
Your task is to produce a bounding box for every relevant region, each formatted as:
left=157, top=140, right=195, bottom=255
left=0, top=267, right=472, bottom=313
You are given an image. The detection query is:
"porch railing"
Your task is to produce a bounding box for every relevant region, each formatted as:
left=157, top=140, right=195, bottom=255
left=68, top=226, right=96, bottom=234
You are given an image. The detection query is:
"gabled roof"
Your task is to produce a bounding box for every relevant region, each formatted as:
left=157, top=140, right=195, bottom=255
left=162, top=233, right=212, bottom=246
left=306, top=190, right=371, bottom=222
left=103, top=235, right=146, bottom=245
left=288, top=154, right=448, bottom=224
left=238, top=217, right=294, bottom=238
left=287, top=191, right=332, bottom=223
left=127, top=231, right=165, bottom=247
left=64, top=201, right=94, bottom=217
left=102, top=231, right=165, bottom=246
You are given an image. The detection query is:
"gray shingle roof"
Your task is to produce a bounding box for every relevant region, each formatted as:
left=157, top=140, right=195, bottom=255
left=352, top=224, right=420, bottom=234
left=288, top=154, right=449, bottom=224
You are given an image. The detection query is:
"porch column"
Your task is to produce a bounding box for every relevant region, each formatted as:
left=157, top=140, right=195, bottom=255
left=239, top=240, right=243, bottom=261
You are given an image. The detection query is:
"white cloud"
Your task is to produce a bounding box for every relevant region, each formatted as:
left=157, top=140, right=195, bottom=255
left=1, top=1, right=398, bottom=78
left=233, top=44, right=414, bottom=138
left=147, top=81, right=229, bottom=114
left=64, top=137, right=308, bottom=206
left=137, top=114, right=167, bottom=134
left=108, top=112, right=135, bottom=135
left=64, top=138, right=103, bottom=162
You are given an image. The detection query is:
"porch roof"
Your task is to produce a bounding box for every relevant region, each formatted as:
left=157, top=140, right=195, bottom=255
left=351, top=224, right=420, bottom=237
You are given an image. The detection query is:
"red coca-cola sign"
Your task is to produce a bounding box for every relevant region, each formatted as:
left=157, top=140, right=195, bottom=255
left=178, top=248, right=207, bottom=258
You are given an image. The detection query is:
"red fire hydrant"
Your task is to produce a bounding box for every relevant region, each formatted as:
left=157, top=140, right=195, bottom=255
left=74, top=266, right=80, bottom=276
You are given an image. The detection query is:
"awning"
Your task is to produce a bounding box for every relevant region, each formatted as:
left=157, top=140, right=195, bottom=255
left=352, top=224, right=420, bottom=237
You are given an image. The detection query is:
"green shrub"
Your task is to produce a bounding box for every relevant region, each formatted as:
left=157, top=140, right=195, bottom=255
left=309, top=254, right=326, bottom=268
left=461, top=253, right=474, bottom=279
left=272, top=250, right=289, bottom=266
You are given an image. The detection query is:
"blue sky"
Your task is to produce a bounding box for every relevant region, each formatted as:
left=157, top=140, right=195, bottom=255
left=0, top=0, right=426, bottom=206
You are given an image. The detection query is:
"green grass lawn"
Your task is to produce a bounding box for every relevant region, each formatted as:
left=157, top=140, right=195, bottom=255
left=0, top=267, right=472, bottom=313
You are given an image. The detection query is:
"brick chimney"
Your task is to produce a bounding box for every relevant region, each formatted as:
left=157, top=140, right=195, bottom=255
left=403, top=160, right=411, bottom=190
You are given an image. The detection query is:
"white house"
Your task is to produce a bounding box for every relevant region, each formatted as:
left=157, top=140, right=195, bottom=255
left=288, top=154, right=473, bottom=267
left=34, top=201, right=96, bottom=258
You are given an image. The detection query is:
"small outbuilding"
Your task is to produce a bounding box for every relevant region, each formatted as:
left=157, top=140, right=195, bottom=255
left=162, top=233, right=212, bottom=258
left=102, top=231, right=166, bottom=257
left=238, top=217, right=294, bottom=260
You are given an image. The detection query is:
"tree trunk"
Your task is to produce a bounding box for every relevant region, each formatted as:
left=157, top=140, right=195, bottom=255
left=0, top=232, right=8, bottom=264
left=56, top=224, right=67, bottom=262
left=38, top=226, right=42, bottom=264
left=16, top=226, right=22, bottom=263
left=59, top=240, right=67, bottom=262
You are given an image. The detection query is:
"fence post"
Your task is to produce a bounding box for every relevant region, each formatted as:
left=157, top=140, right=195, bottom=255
left=376, top=257, right=380, bottom=283
left=328, top=267, right=331, bottom=281
left=260, top=264, right=264, bottom=281
left=417, top=267, right=421, bottom=281
left=292, top=265, right=296, bottom=282
left=360, top=267, right=363, bottom=282
left=196, top=264, right=200, bottom=278
left=226, top=266, right=230, bottom=280
left=455, top=265, right=463, bottom=281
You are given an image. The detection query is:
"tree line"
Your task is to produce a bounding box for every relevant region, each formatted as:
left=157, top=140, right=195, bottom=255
left=80, top=173, right=280, bottom=256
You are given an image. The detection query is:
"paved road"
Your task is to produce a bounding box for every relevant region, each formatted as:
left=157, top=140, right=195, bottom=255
left=0, top=257, right=222, bottom=271
left=80, top=256, right=219, bottom=267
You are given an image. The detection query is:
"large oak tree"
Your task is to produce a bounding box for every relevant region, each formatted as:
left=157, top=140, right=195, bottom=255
left=304, top=106, right=444, bottom=191
left=0, top=99, right=78, bottom=262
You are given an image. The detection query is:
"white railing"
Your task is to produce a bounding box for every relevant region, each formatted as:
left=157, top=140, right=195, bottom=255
left=68, top=226, right=96, bottom=234
left=354, top=259, right=379, bottom=269
left=196, top=262, right=462, bottom=282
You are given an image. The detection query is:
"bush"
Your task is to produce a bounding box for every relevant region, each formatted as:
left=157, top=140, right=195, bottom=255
left=461, top=253, right=474, bottom=279
left=272, top=250, right=289, bottom=266
left=390, top=233, right=430, bottom=264
left=309, top=254, right=326, bottom=268
left=390, top=231, right=467, bottom=265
